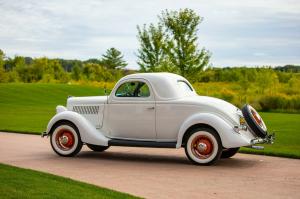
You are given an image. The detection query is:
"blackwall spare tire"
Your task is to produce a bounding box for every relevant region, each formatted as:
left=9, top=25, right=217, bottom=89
left=242, top=104, right=267, bottom=138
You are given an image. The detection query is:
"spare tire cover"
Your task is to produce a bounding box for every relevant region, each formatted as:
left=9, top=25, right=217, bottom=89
left=242, top=104, right=267, bottom=138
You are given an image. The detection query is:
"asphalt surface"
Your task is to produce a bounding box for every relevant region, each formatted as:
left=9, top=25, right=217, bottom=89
left=0, top=132, right=299, bottom=199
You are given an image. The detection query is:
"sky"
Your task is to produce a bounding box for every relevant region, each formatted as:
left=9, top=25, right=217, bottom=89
left=0, top=0, right=299, bottom=69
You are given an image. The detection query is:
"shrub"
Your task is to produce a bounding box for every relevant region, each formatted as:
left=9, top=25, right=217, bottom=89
left=259, top=95, right=300, bottom=112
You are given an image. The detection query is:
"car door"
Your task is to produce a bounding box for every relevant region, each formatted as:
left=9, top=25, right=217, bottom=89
left=107, top=79, right=156, bottom=140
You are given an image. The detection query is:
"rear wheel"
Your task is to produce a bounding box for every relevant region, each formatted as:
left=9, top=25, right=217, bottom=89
left=50, top=121, right=83, bottom=157
left=221, top=147, right=239, bottom=158
left=87, top=144, right=109, bottom=152
left=184, top=128, right=222, bottom=165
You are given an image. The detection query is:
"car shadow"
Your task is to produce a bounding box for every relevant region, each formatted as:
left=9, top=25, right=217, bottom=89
left=78, top=150, right=190, bottom=165
left=76, top=150, right=260, bottom=168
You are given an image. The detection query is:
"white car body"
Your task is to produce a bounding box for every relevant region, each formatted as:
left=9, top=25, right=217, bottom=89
left=44, top=72, right=274, bottom=165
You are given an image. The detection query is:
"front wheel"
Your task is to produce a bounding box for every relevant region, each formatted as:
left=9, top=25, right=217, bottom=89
left=87, top=144, right=109, bottom=152
left=221, top=147, right=239, bottom=158
left=50, top=121, right=83, bottom=157
left=185, top=128, right=222, bottom=165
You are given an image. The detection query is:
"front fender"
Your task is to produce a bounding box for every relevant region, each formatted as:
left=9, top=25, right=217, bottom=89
left=46, top=110, right=109, bottom=146
left=176, top=113, right=252, bottom=148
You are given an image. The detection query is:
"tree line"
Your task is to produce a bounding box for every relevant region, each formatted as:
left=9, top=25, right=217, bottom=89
left=0, top=48, right=130, bottom=83
left=1, top=47, right=300, bottom=111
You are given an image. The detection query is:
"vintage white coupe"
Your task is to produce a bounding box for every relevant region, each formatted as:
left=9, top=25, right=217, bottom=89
left=42, top=73, right=274, bottom=165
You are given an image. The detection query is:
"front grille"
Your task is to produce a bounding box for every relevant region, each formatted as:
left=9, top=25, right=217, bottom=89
left=73, top=106, right=100, bottom=114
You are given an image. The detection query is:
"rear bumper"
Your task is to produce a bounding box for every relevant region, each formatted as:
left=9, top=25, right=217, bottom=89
left=250, top=132, right=275, bottom=145
left=242, top=132, right=275, bottom=150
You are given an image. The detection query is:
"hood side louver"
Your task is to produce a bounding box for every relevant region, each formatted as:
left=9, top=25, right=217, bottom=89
left=73, top=106, right=100, bottom=115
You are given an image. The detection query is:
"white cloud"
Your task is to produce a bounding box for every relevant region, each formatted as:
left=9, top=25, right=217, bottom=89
left=0, top=0, right=299, bottom=69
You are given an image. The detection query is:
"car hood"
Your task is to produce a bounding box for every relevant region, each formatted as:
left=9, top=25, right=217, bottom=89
left=181, top=95, right=240, bottom=125
left=66, top=96, right=108, bottom=109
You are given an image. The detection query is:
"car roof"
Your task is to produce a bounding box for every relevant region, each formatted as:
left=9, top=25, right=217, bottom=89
left=117, top=72, right=196, bottom=100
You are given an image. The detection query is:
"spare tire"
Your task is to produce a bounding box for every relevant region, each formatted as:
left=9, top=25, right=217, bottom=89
left=242, top=104, right=267, bottom=138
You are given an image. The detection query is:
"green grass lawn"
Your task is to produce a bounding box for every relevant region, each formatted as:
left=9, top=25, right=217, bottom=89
left=0, top=83, right=104, bottom=133
left=239, top=112, right=300, bottom=158
left=0, top=83, right=299, bottom=158
left=0, top=163, right=139, bottom=199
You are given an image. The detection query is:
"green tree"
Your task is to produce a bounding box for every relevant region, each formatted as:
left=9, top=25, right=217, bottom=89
left=137, top=24, right=173, bottom=72
left=0, top=50, right=8, bottom=82
left=0, top=50, right=6, bottom=82
left=256, top=69, right=279, bottom=95
left=32, top=57, right=48, bottom=82
left=160, top=9, right=210, bottom=78
left=0, top=49, right=4, bottom=69
left=101, top=48, right=127, bottom=70
left=0, top=67, right=8, bottom=83
left=50, top=59, right=68, bottom=83
left=136, top=9, right=210, bottom=79
left=71, top=64, right=82, bottom=81
left=83, top=63, right=114, bottom=82
left=13, top=56, right=28, bottom=82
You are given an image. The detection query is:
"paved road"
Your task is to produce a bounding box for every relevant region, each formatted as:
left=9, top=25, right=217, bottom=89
left=0, top=132, right=299, bottom=199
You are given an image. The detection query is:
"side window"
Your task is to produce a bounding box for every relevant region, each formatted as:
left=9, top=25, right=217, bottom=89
left=115, top=81, right=150, bottom=97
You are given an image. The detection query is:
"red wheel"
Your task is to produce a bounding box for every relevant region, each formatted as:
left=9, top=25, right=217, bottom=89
left=185, top=128, right=222, bottom=165
left=50, top=121, right=82, bottom=157
left=55, top=129, right=75, bottom=151
left=190, top=135, right=214, bottom=159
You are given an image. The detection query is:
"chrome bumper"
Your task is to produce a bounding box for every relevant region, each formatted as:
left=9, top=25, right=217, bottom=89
left=245, top=133, right=275, bottom=150
left=250, top=132, right=275, bottom=145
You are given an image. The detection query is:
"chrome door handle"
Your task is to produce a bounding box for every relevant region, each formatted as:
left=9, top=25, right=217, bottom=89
left=147, top=107, right=155, bottom=110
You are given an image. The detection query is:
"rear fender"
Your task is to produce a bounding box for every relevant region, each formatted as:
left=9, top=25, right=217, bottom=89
left=46, top=110, right=109, bottom=146
left=176, top=113, right=251, bottom=148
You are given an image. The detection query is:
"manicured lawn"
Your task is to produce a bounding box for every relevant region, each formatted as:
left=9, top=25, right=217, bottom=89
left=239, top=112, right=300, bottom=158
left=0, top=83, right=299, bottom=158
left=0, top=83, right=104, bottom=133
left=0, top=163, right=139, bottom=199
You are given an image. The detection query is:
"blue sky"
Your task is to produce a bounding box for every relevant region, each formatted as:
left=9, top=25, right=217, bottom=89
left=0, top=0, right=299, bottom=69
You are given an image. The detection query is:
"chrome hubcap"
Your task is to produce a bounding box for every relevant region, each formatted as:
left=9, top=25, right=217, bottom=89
left=59, top=135, right=69, bottom=145
left=55, top=129, right=75, bottom=151
left=198, top=142, right=207, bottom=152
left=191, top=135, right=214, bottom=159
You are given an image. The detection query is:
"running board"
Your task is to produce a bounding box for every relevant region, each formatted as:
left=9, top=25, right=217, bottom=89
left=108, top=139, right=176, bottom=148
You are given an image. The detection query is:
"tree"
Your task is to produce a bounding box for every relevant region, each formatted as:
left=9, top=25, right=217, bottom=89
left=256, top=69, right=279, bottom=95
left=71, top=64, right=82, bottom=81
left=0, top=49, right=4, bottom=69
left=137, top=24, right=173, bottom=72
left=82, top=63, right=114, bottom=82
left=100, top=48, right=127, bottom=70
left=0, top=50, right=8, bottom=82
left=161, top=9, right=210, bottom=78
left=136, top=9, right=210, bottom=79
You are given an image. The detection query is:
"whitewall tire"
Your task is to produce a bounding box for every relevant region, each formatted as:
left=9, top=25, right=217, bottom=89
left=185, top=128, right=222, bottom=165
left=50, top=121, right=83, bottom=157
